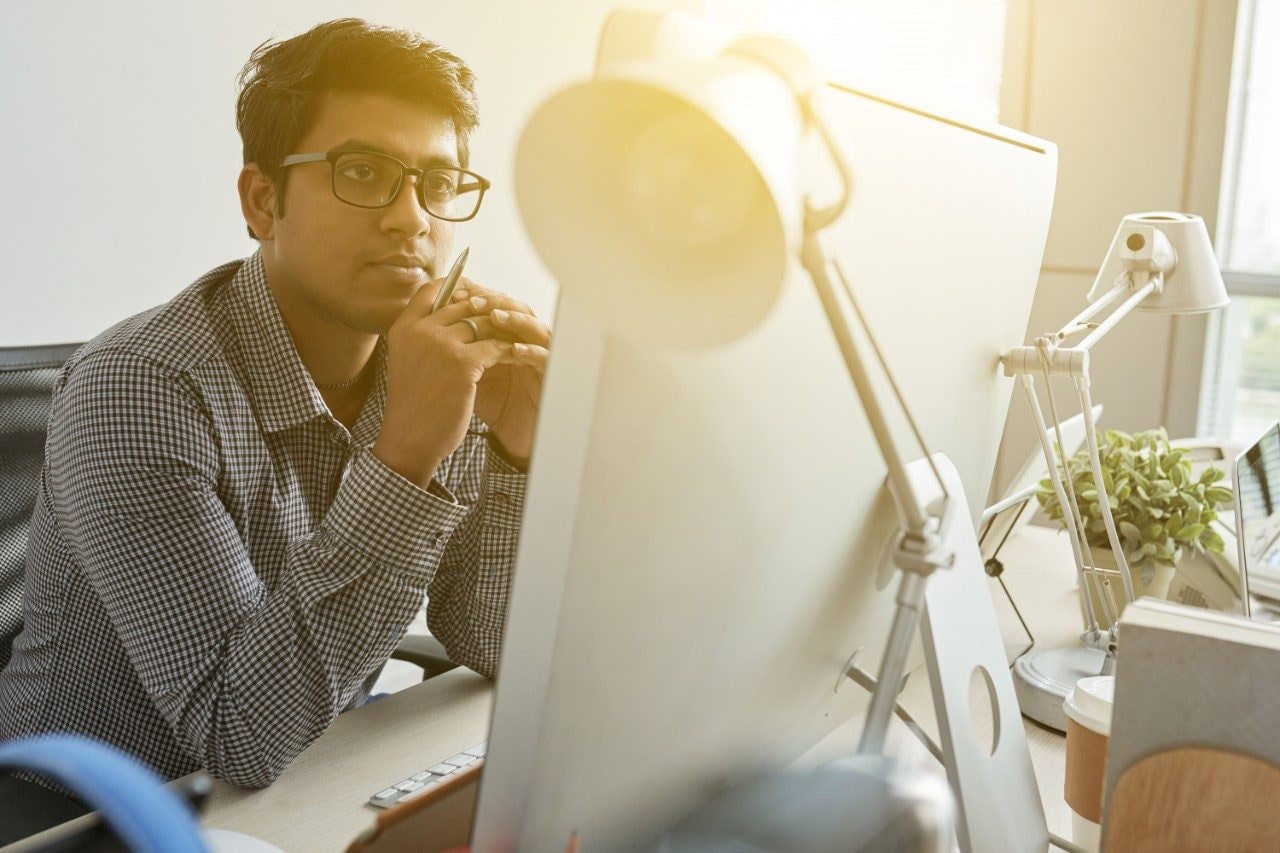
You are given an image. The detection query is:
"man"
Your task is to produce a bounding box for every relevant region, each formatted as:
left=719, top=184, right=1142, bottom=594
left=0, top=18, right=546, bottom=835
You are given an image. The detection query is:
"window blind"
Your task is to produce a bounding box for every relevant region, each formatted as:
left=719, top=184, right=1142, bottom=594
left=1199, top=0, right=1280, bottom=444
left=703, top=0, right=1008, bottom=124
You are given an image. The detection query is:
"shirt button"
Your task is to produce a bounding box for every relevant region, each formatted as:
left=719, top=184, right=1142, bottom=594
left=432, top=532, right=446, bottom=547
left=492, top=492, right=510, bottom=505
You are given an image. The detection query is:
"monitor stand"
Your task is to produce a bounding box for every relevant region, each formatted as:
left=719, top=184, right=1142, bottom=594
left=914, top=453, right=1047, bottom=853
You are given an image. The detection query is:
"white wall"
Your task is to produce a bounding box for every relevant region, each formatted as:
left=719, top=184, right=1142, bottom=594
left=0, top=0, right=697, bottom=346
left=992, top=0, right=1238, bottom=495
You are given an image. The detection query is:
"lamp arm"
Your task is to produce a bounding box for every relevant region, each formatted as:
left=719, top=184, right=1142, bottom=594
left=1017, top=374, right=1103, bottom=637
left=1075, top=378, right=1137, bottom=603
left=998, top=271, right=1160, bottom=623
left=800, top=235, right=934, bottom=533
left=1004, top=274, right=1160, bottom=378
left=1074, top=275, right=1160, bottom=352
left=799, top=230, right=956, bottom=757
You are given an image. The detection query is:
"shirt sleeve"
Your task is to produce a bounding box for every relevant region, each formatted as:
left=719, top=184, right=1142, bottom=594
left=425, top=422, right=528, bottom=679
left=48, top=350, right=467, bottom=788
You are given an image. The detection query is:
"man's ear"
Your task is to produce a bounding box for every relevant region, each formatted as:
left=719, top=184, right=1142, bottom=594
left=238, top=164, right=279, bottom=241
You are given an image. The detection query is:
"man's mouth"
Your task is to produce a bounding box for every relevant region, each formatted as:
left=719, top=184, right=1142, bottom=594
left=371, top=255, right=433, bottom=284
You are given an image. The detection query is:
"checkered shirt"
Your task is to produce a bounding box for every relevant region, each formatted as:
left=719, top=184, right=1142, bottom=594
left=0, top=252, right=525, bottom=788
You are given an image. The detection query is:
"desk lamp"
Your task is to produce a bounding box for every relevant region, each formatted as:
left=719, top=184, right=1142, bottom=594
left=1001, top=212, right=1229, bottom=730
left=515, top=10, right=1043, bottom=850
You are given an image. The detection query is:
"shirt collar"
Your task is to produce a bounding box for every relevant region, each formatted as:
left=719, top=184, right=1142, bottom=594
left=223, top=251, right=330, bottom=433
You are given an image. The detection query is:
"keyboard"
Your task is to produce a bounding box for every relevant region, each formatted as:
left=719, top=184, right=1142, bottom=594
left=367, top=742, right=487, bottom=809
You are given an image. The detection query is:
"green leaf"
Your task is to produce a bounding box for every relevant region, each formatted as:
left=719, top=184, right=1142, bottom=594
left=1206, top=487, right=1233, bottom=506
left=1203, top=529, right=1226, bottom=553
left=1119, top=520, right=1142, bottom=541
left=1200, top=467, right=1226, bottom=484
left=1174, top=523, right=1205, bottom=542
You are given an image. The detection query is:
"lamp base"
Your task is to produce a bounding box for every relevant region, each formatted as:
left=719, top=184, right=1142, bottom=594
left=1012, top=644, right=1108, bottom=731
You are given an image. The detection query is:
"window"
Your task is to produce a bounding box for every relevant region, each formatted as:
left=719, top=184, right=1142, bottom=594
left=1199, top=0, right=1280, bottom=444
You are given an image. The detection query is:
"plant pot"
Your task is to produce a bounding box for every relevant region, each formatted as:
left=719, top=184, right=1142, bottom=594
left=1077, top=548, right=1176, bottom=632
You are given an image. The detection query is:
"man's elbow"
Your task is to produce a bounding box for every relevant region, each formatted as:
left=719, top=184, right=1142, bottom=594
left=205, top=752, right=288, bottom=789
left=436, top=634, right=499, bottom=681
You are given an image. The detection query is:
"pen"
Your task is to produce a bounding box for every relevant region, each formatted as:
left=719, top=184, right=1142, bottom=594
left=430, top=247, right=470, bottom=314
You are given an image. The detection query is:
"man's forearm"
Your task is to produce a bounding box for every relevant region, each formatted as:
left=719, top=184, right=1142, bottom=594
left=69, top=447, right=466, bottom=788
left=426, top=442, right=527, bottom=678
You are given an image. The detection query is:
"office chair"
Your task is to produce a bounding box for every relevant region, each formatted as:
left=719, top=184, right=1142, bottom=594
left=0, top=343, right=80, bottom=672
left=0, top=343, right=455, bottom=680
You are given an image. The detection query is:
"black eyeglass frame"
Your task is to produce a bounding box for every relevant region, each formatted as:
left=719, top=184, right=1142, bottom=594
left=279, top=149, right=491, bottom=222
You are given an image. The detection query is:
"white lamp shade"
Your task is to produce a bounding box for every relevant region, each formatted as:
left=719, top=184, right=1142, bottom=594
left=1086, top=212, right=1229, bottom=314
left=514, top=47, right=805, bottom=348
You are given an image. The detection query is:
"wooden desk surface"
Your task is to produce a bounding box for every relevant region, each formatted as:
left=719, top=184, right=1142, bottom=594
left=199, top=667, right=493, bottom=850
left=5, top=669, right=493, bottom=853
left=10, top=524, right=1079, bottom=851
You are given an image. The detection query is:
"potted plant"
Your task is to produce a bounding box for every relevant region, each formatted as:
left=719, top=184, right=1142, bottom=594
left=1036, top=427, right=1233, bottom=625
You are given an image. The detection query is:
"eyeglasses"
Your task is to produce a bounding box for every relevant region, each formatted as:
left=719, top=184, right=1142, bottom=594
left=280, top=149, right=491, bottom=222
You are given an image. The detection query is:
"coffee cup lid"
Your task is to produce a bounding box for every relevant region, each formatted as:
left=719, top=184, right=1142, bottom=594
left=1063, top=675, right=1115, bottom=735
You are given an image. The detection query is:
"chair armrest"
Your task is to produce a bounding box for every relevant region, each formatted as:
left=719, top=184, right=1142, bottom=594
left=390, top=634, right=459, bottom=681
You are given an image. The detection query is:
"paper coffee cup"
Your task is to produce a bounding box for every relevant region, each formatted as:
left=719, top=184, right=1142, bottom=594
left=1063, top=675, right=1115, bottom=852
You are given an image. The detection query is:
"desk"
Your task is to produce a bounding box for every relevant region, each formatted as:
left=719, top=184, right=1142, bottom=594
left=11, top=524, right=1079, bottom=851
left=6, top=670, right=493, bottom=852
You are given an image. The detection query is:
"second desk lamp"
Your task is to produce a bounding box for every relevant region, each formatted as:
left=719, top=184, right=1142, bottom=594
left=1001, top=211, right=1230, bottom=730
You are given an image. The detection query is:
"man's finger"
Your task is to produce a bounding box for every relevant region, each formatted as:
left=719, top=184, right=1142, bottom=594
left=463, top=338, right=521, bottom=369
left=452, top=287, right=535, bottom=318
left=489, top=309, right=551, bottom=347
left=421, top=292, right=502, bottom=327
left=444, top=316, right=520, bottom=344
left=511, top=343, right=550, bottom=374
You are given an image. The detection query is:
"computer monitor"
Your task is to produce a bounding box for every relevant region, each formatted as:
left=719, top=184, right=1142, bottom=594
left=471, top=82, right=1057, bottom=850
left=1235, top=423, right=1278, bottom=605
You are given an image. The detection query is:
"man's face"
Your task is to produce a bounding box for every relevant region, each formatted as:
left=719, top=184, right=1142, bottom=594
left=260, top=91, right=460, bottom=334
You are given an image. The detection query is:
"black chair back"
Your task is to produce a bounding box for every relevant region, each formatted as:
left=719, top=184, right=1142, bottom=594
left=0, top=344, right=80, bottom=671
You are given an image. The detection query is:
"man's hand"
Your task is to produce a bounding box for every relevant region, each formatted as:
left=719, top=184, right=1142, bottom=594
left=372, top=278, right=523, bottom=490
left=449, top=281, right=550, bottom=469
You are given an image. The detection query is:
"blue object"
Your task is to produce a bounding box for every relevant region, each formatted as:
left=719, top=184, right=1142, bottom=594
left=0, top=734, right=207, bottom=852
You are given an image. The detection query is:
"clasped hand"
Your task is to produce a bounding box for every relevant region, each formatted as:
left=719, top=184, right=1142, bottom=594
left=372, top=275, right=549, bottom=489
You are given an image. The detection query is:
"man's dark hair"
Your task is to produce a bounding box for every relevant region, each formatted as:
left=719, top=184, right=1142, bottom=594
left=236, top=18, right=479, bottom=239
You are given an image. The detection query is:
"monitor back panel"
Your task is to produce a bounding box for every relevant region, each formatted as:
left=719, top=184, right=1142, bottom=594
left=473, top=85, right=1057, bottom=852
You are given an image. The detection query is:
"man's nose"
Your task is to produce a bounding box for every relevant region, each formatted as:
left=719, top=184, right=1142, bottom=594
left=379, top=175, right=432, bottom=238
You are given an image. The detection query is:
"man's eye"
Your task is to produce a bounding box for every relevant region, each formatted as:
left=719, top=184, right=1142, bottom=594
left=427, top=175, right=457, bottom=196
left=340, top=162, right=383, bottom=182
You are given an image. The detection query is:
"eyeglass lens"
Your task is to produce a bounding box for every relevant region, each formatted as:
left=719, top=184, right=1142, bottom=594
left=332, top=151, right=482, bottom=220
